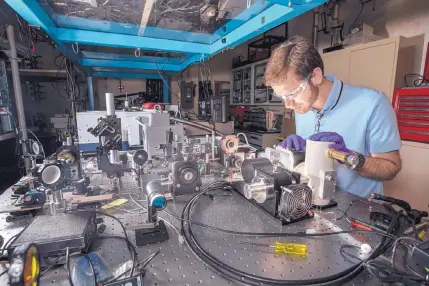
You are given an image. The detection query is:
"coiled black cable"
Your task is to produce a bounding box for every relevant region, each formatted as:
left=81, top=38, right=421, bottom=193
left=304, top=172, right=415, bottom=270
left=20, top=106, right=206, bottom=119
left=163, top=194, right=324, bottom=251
left=180, top=182, right=401, bottom=285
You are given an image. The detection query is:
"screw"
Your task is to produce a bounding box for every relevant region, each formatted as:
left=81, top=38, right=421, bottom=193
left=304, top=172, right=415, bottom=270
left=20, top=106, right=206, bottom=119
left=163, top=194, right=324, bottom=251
left=326, top=174, right=336, bottom=183
left=176, top=184, right=181, bottom=188
left=196, top=187, right=200, bottom=191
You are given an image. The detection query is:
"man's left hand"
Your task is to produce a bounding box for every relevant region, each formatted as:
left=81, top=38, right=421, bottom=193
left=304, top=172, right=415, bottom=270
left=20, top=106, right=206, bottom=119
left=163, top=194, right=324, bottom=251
left=309, top=132, right=352, bottom=154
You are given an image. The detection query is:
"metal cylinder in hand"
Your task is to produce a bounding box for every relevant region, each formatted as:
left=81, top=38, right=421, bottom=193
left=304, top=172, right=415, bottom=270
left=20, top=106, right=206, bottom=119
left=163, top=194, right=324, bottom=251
left=327, top=149, right=349, bottom=162
left=327, top=149, right=359, bottom=169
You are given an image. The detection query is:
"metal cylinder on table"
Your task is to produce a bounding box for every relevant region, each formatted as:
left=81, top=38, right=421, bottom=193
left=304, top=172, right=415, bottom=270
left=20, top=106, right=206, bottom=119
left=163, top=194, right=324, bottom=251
left=106, top=93, right=115, bottom=116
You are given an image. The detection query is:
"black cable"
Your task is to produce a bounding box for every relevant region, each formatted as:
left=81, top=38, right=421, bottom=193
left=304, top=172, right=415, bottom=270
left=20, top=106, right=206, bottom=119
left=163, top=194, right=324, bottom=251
left=180, top=182, right=401, bottom=286
left=339, top=244, right=362, bottom=263
left=0, top=269, right=7, bottom=277
left=349, top=0, right=365, bottom=32
left=404, top=73, right=429, bottom=87
left=66, top=247, right=73, bottom=286
left=92, top=212, right=136, bottom=277
left=83, top=254, right=97, bottom=285
left=0, top=234, right=19, bottom=257
left=364, top=259, right=425, bottom=284
left=98, top=235, right=137, bottom=282
left=168, top=198, right=397, bottom=239
left=40, top=249, right=67, bottom=276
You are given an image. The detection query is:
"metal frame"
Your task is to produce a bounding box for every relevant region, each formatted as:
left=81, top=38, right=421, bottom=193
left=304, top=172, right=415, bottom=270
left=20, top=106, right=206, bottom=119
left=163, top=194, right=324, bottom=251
left=5, top=0, right=326, bottom=79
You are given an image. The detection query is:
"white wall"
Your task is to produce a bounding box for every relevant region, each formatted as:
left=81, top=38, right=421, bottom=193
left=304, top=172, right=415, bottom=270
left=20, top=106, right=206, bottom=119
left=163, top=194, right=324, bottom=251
left=94, top=78, right=146, bottom=110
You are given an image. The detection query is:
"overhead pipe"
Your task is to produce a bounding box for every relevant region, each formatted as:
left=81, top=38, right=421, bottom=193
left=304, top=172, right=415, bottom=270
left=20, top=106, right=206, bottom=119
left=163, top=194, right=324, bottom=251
left=170, top=117, right=225, bottom=137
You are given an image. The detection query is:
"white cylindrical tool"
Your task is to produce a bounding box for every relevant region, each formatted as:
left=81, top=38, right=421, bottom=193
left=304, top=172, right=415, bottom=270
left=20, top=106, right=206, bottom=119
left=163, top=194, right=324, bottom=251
left=304, top=139, right=334, bottom=206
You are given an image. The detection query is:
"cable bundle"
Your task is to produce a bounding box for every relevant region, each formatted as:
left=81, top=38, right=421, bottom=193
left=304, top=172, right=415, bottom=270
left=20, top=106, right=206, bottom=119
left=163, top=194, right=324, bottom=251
left=180, top=182, right=404, bottom=285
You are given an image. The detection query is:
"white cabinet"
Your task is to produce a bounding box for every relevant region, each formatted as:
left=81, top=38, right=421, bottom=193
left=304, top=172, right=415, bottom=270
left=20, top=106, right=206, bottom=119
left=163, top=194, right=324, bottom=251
left=322, top=36, right=426, bottom=208
left=322, top=36, right=415, bottom=101
left=384, top=141, right=429, bottom=211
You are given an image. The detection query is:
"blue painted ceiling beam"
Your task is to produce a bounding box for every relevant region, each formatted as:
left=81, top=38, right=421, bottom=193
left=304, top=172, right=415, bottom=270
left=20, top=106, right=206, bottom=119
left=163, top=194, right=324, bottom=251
left=56, top=28, right=211, bottom=55
left=55, top=15, right=213, bottom=45
left=210, top=0, right=327, bottom=55
left=6, top=0, right=327, bottom=76
left=81, top=58, right=182, bottom=72
left=265, top=0, right=313, bottom=5
left=92, top=72, right=162, bottom=79
left=80, top=51, right=185, bottom=65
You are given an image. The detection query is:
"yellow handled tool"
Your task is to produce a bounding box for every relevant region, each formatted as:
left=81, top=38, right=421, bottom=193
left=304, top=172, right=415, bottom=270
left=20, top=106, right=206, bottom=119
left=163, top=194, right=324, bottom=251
left=273, top=241, right=308, bottom=255
left=239, top=241, right=308, bottom=256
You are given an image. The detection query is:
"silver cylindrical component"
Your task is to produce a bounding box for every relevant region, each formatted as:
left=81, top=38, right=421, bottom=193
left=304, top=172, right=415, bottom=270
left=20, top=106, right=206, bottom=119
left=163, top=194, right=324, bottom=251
left=106, top=93, right=115, bottom=116
left=243, top=179, right=274, bottom=204
left=333, top=3, right=340, bottom=22
left=244, top=181, right=267, bottom=203
left=110, top=150, right=119, bottom=164
left=6, top=25, right=30, bottom=171
left=53, top=189, right=63, bottom=204
left=146, top=180, right=162, bottom=197
left=146, top=180, right=167, bottom=223
left=211, top=130, right=215, bottom=161
left=66, top=136, right=72, bottom=146
left=52, top=189, right=66, bottom=213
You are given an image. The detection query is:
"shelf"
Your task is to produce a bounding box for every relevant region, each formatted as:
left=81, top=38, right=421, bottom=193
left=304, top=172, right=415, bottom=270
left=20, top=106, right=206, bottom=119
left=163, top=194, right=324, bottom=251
left=7, top=69, right=67, bottom=82
left=231, top=58, right=283, bottom=107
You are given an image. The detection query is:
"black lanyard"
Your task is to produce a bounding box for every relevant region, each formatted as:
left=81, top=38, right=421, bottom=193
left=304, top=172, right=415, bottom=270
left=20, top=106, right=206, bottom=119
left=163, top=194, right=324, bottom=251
left=314, top=81, right=343, bottom=133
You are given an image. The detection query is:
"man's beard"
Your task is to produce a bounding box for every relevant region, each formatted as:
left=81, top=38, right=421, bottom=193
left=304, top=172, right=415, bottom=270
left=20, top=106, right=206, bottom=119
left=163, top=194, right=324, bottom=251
left=285, top=96, right=314, bottom=114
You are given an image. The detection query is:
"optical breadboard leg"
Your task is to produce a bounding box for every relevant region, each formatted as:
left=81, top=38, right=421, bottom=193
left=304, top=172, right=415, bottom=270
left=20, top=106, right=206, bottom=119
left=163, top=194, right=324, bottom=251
left=135, top=220, right=169, bottom=246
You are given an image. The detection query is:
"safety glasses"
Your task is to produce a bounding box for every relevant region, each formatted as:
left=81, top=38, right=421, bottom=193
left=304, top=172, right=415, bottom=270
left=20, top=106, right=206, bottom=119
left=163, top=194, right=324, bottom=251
left=274, top=73, right=312, bottom=100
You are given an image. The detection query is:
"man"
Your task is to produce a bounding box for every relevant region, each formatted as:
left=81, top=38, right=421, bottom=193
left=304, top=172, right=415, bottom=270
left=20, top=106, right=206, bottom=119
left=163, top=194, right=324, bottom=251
left=264, top=36, right=401, bottom=198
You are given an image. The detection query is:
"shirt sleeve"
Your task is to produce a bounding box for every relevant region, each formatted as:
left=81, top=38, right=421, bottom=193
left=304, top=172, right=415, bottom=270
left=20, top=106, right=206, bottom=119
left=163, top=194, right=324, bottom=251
left=366, top=92, right=401, bottom=154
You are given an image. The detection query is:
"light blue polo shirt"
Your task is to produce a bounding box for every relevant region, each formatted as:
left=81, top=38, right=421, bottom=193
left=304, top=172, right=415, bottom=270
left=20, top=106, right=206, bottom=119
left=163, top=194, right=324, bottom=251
left=296, top=74, right=401, bottom=198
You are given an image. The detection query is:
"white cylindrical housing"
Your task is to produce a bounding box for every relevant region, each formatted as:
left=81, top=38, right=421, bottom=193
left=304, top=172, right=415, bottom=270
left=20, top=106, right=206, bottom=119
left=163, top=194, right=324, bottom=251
left=305, top=139, right=334, bottom=206
left=106, top=93, right=115, bottom=116
left=305, top=140, right=334, bottom=176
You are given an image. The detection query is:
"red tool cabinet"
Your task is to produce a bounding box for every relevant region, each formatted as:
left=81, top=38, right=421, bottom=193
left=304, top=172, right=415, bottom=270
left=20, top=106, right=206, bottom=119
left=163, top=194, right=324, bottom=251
left=392, top=87, right=429, bottom=143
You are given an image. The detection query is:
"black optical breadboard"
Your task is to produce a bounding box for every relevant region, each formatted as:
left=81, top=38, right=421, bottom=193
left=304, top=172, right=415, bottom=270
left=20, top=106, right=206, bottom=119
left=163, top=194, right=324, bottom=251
left=8, top=212, right=96, bottom=262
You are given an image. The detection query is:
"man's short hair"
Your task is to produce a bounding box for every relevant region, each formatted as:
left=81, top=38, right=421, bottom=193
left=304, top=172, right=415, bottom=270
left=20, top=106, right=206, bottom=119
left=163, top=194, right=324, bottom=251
left=264, top=36, right=324, bottom=86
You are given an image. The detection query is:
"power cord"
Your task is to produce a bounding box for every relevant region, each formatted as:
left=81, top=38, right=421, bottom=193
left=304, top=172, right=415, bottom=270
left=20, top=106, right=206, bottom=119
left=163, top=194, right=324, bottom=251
left=404, top=73, right=429, bottom=87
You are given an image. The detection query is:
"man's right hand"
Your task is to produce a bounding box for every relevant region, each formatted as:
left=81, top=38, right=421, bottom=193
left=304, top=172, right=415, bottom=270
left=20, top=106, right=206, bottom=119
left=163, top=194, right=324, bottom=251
left=279, top=134, right=306, bottom=151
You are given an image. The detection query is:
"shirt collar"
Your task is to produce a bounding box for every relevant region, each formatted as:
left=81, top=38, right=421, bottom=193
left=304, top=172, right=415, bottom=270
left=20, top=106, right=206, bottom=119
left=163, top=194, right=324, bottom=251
left=312, top=74, right=341, bottom=113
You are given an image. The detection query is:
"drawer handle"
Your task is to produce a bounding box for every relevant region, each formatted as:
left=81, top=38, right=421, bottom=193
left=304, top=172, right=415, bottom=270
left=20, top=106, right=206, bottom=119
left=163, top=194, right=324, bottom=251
left=250, top=136, right=259, bottom=140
